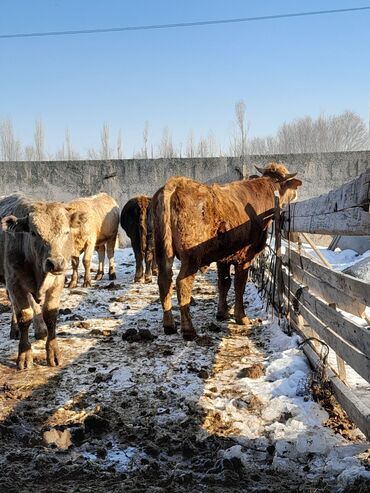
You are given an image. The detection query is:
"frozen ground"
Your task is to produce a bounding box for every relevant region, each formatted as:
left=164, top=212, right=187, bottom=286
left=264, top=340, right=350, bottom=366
left=0, top=248, right=369, bottom=493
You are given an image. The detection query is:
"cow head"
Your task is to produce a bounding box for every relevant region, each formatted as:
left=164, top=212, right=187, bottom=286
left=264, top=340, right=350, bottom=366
left=255, top=163, right=302, bottom=206
left=1, top=203, right=87, bottom=275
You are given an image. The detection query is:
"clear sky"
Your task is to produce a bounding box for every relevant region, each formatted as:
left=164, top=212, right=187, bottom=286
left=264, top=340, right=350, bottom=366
left=0, top=0, right=369, bottom=156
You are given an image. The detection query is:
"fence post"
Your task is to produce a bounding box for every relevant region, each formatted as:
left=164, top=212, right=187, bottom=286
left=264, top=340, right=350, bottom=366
left=274, top=191, right=283, bottom=315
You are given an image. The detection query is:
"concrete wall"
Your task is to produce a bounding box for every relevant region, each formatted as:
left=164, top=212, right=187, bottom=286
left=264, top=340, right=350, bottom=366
left=0, top=151, right=369, bottom=207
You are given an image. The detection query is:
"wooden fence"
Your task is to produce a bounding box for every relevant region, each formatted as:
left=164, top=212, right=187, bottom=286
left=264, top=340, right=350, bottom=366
left=253, top=170, right=370, bottom=439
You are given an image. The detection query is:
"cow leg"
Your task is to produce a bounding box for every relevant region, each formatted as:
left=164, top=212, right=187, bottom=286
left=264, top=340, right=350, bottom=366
left=43, top=279, right=63, bottom=367
left=29, top=294, right=48, bottom=340
left=95, top=245, right=105, bottom=281
left=10, top=307, right=19, bottom=340
left=68, top=255, right=80, bottom=288
left=152, top=255, right=158, bottom=277
left=144, top=247, right=154, bottom=283
left=158, top=256, right=176, bottom=333
left=133, top=248, right=144, bottom=282
left=107, top=237, right=117, bottom=280
left=216, top=262, right=232, bottom=321
left=82, top=244, right=94, bottom=287
left=176, top=263, right=197, bottom=340
left=9, top=288, right=34, bottom=369
left=234, top=265, right=250, bottom=325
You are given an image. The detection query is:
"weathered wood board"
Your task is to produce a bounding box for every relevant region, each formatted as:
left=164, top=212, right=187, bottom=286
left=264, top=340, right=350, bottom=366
left=289, top=316, right=370, bottom=441
left=286, top=260, right=367, bottom=318
left=285, top=169, right=370, bottom=217
left=286, top=285, right=370, bottom=383
left=283, top=207, right=370, bottom=236
left=287, top=249, right=370, bottom=307
left=282, top=268, right=370, bottom=356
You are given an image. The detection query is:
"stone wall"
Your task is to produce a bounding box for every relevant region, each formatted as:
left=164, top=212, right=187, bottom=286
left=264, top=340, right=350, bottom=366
left=0, top=151, right=369, bottom=207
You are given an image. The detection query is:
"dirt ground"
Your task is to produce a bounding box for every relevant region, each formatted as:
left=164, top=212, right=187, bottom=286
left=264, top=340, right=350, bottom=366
left=0, top=250, right=369, bottom=493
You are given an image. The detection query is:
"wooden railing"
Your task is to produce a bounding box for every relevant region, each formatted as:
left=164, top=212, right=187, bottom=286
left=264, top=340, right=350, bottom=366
left=253, top=170, right=370, bottom=439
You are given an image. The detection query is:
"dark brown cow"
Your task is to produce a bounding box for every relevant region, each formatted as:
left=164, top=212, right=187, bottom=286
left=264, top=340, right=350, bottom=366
left=120, top=196, right=157, bottom=283
left=0, top=194, right=86, bottom=369
left=152, top=163, right=302, bottom=340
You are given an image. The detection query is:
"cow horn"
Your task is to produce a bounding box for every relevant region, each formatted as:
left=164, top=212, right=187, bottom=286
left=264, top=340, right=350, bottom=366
left=255, top=166, right=266, bottom=175
left=284, top=172, right=297, bottom=180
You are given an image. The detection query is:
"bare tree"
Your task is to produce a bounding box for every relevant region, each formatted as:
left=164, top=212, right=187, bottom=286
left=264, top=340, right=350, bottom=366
left=158, top=127, right=176, bottom=158
left=142, top=121, right=149, bottom=159
left=116, top=129, right=123, bottom=159
left=235, top=100, right=248, bottom=156
left=87, top=148, right=99, bottom=159
left=100, top=123, right=111, bottom=159
left=0, top=119, right=22, bottom=161
left=207, top=130, right=218, bottom=157
left=185, top=130, right=195, bottom=158
left=249, top=111, right=368, bottom=155
left=197, top=136, right=208, bottom=158
left=34, top=118, right=45, bottom=161
left=24, top=145, right=36, bottom=161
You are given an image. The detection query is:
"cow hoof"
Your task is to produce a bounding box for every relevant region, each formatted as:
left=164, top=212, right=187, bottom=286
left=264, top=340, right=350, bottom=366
left=235, top=316, right=251, bottom=326
left=109, top=272, right=117, bottom=280
left=164, top=326, right=177, bottom=335
left=144, top=276, right=152, bottom=284
left=163, top=311, right=176, bottom=334
left=134, top=276, right=143, bottom=283
left=152, top=268, right=158, bottom=276
left=95, top=272, right=104, bottom=281
left=17, top=350, right=33, bottom=370
left=183, top=331, right=197, bottom=341
left=216, top=311, right=230, bottom=321
left=83, top=280, right=92, bottom=288
left=47, top=342, right=60, bottom=367
left=68, top=281, right=78, bottom=289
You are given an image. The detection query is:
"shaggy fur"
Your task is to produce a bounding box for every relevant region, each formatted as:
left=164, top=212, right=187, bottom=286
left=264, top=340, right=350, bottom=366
left=153, top=163, right=302, bottom=339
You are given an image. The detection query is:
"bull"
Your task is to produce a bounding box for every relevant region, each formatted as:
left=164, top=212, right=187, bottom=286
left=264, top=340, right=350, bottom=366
left=152, top=163, right=302, bottom=340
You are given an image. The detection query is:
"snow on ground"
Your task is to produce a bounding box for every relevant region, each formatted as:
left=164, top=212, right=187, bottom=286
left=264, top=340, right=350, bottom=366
left=0, top=248, right=369, bottom=492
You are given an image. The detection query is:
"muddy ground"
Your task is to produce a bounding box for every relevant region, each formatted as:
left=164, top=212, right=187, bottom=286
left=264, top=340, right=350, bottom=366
left=0, top=250, right=369, bottom=493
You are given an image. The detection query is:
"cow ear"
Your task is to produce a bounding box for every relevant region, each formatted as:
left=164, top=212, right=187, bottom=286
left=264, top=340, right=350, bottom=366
left=1, top=215, right=30, bottom=233
left=69, top=211, right=88, bottom=228
left=284, top=178, right=302, bottom=190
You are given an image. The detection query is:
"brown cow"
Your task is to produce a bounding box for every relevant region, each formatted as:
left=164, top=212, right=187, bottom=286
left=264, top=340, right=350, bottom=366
left=66, top=193, right=119, bottom=288
left=152, top=163, right=302, bottom=340
left=0, top=193, right=87, bottom=369
left=120, top=196, right=157, bottom=283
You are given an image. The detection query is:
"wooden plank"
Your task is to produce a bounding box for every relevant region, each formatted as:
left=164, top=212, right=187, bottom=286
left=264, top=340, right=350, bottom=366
left=287, top=248, right=370, bottom=307
left=285, top=170, right=370, bottom=217
left=287, top=261, right=367, bottom=318
left=283, top=269, right=370, bottom=356
left=301, top=233, right=332, bottom=268
left=290, top=317, right=370, bottom=441
left=283, top=207, right=370, bottom=235
left=286, top=285, right=370, bottom=383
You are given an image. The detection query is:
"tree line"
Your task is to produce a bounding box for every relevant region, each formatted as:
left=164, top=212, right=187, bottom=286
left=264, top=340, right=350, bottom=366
left=1, top=103, right=369, bottom=161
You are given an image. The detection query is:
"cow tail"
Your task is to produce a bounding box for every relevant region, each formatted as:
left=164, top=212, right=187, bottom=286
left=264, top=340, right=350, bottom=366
left=139, top=204, right=147, bottom=255
left=154, top=184, right=175, bottom=261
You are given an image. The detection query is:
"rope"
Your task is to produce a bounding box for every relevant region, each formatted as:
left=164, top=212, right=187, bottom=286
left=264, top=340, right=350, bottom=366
left=298, top=337, right=330, bottom=380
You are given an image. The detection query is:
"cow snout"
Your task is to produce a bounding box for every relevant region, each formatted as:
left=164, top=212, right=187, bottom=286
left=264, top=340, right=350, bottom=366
left=44, top=256, right=66, bottom=274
